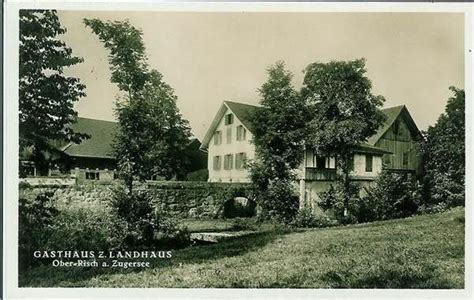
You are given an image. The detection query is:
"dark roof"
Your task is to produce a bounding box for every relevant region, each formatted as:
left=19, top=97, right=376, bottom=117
left=224, top=101, right=262, bottom=132
left=62, top=117, right=117, bottom=159
left=367, top=105, right=405, bottom=145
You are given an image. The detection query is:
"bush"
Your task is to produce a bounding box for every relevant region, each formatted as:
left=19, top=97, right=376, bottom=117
left=47, top=199, right=125, bottom=251
left=19, top=191, right=58, bottom=270
left=256, top=180, right=299, bottom=224
left=185, top=169, right=209, bottom=181
left=291, top=207, right=337, bottom=228
left=425, top=173, right=464, bottom=208
left=355, top=172, right=421, bottom=222
left=110, top=184, right=190, bottom=249
left=318, top=182, right=360, bottom=224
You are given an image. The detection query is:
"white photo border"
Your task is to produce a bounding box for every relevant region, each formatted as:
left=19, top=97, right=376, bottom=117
left=3, top=1, right=473, bottom=299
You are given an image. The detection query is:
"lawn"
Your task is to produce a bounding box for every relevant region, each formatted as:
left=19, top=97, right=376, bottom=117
left=20, top=207, right=464, bottom=288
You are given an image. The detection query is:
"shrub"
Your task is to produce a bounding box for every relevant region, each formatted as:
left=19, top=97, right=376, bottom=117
left=47, top=199, right=125, bottom=251
left=355, top=172, right=422, bottom=222
left=110, top=184, right=190, bottom=248
left=19, top=191, right=58, bottom=270
left=256, top=180, right=299, bottom=224
left=185, top=169, right=209, bottom=181
left=291, top=207, right=337, bottom=228
left=318, top=182, right=360, bottom=224
left=425, top=173, right=464, bottom=208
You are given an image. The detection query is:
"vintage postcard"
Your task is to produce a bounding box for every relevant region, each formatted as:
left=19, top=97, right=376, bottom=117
left=3, top=1, right=472, bottom=299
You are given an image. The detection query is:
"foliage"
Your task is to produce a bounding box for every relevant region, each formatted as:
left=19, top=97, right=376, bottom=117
left=301, top=59, right=385, bottom=212
left=47, top=199, right=126, bottom=251
left=248, top=61, right=306, bottom=223
left=185, top=169, right=209, bottom=182
left=84, top=19, right=191, bottom=190
left=422, top=87, right=465, bottom=207
left=19, top=191, right=58, bottom=270
left=20, top=10, right=88, bottom=174
left=255, top=180, right=300, bottom=224
left=20, top=208, right=464, bottom=288
left=318, top=182, right=360, bottom=224
left=291, top=207, right=337, bottom=228
left=113, top=70, right=191, bottom=184
left=82, top=19, right=149, bottom=96
left=319, top=172, right=421, bottom=224
left=110, top=184, right=190, bottom=248
left=355, top=172, right=421, bottom=222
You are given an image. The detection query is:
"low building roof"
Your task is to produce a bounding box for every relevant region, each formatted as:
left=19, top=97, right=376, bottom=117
left=62, top=117, right=118, bottom=159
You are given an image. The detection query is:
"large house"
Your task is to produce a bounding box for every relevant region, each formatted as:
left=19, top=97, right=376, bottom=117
left=20, top=117, right=207, bottom=182
left=200, top=101, right=423, bottom=207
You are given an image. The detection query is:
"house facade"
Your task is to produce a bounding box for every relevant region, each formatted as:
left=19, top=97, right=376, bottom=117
left=201, top=101, right=256, bottom=183
left=200, top=101, right=422, bottom=208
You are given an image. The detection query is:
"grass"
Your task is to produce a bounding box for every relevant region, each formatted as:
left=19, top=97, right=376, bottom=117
left=20, top=208, right=464, bottom=288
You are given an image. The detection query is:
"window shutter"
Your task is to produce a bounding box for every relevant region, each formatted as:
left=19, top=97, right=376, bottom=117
left=226, top=127, right=232, bottom=144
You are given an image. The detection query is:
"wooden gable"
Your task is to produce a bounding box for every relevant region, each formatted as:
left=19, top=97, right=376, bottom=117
left=374, top=108, right=422, bottom=174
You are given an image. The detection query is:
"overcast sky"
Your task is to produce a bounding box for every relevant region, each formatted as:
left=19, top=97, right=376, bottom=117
left=58, top=11, right=464, bottom=140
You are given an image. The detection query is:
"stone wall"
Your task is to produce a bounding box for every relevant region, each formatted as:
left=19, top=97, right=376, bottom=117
left=19, top=181, right=252, bottom=219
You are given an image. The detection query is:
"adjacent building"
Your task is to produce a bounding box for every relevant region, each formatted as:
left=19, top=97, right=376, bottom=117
left=20, top=117, right=207, bottom=182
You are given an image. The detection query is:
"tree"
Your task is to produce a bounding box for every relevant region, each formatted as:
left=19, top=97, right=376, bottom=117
left=301, top=59, right=386, bottom=216
left=423, top=87, right=465, bottom=207
left=248, top=61, right=307, bottom=223
left=114, top=70, right=191, bottom=186
left=84, top=19, right=191, bottom=191
left=19, top=10, right=88, bottom=175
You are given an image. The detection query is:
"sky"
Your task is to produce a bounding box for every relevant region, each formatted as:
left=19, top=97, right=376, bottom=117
left=57, top=11, right=465, bottom=140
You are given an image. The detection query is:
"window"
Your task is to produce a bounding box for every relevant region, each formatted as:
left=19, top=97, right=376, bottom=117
left=403, top=152, right=409, bottom=166
left=236, top=125, right=246, bottom=141
left=213, top=156, right=221, bottom=170
left=226, top=127, right=232, bottom=144
left=365, top=154, right=373, bottom=172
left=224, top=154, right=234, bottom=170
left=235, top=152, right=247, bottom=169
left=213, top=131, right=222, bottom=145
left=85, top=171, right=100, bottom=180
left=315, top=156, right=326, bottom=170
left=225, top=114, right=234, bottom=125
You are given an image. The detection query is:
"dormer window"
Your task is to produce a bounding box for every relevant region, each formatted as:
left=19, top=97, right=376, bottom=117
left=225, top=114, right=234, bottom=125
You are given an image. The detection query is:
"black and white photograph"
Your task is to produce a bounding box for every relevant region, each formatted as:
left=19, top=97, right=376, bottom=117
left=2, top=1, right=472, bottom=298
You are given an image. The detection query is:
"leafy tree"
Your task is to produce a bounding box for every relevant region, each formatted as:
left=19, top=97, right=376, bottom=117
left=19, top=10, right=88, bottom=175
left=114, top=70, right=191, bottom=185
left=248, top=61, right=307, bottom=223
left=84, top=19, right=191, bottom=191
left=301, top=59, right=386, bottom=215
left=423, top=87, right=465, bottom=207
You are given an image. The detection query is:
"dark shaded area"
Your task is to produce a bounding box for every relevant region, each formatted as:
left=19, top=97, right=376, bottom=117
left=223, top=197, right=256, bottom=218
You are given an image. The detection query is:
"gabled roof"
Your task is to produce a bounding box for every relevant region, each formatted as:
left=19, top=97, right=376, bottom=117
left=367, top=105, right=421, bottom=145
left=224, top=101, right=262, bottom=132
left=200, top=101, right=261, bottom=149
left=200, top=101, right=421, bottom=151
left=62, top=117, right=118, bottom=159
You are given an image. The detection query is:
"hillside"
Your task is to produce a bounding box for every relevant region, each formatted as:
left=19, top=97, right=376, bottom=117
left=21, top=208, right=464, bottom=288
